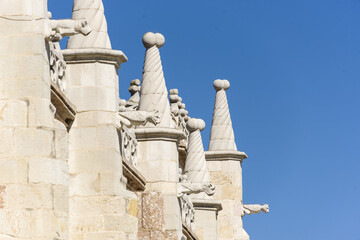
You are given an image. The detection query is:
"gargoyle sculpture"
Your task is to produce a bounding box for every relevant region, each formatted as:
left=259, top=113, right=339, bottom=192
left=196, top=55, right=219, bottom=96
left=45, top=12, right=91, bottom=42
left=242, top=204, right=269, bottom=217
left=116, top=99, right=161, bottom=166
left=178, top=169, right=215, bottom=197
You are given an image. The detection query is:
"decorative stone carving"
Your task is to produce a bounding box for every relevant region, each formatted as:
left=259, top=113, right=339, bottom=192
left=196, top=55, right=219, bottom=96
left=117, top=99, right=160, bottom=166
left=179, top=194, right=196, bottom=232
left=242, top=204, right=270, bottom=216
left=138, top=32, right=172, bottom=127
left=208, top=79, right=238, bottom=151
left=67, top=0, right=112, bottom=49
left=126, top=79, right=141, bottom=110
left=49, top=42, right=67, bottom=92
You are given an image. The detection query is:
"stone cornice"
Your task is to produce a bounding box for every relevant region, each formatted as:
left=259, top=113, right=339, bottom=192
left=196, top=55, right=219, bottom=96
left=192, top=199, right=223, bottom=212
left=205, top=150, right=247, bottom=162
left=62, top=48, right=128, bottom=68
left=134, top=128, right=185, bottom=142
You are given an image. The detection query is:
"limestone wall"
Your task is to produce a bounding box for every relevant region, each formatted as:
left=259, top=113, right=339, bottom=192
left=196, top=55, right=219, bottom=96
left=0, top=0, right=69, bottom=239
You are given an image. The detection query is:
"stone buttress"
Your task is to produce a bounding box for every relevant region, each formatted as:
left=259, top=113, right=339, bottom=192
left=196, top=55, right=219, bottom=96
left=62, top=0, right=138, bottom=239
left=206, top=80, right=249, bottom=240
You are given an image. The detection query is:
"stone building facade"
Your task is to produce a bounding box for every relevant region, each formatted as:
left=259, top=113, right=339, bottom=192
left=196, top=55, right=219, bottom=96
left=0, top=0, right=268, bottom=239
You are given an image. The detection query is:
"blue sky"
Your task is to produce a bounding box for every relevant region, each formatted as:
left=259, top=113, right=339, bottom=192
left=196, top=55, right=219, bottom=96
left=49, top=1, right=360, bottom=239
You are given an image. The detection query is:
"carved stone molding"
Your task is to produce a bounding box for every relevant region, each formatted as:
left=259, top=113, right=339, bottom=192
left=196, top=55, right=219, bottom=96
left=135, top=128, right=185, bottom=142
left=192, top=199, right=223, bottom=212
left=205, top=150, right=247, bottom=162
left=122, top=158, right=146, bottom=191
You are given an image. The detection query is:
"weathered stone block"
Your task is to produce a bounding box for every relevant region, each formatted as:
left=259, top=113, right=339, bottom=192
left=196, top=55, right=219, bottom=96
left=69, top=127, right=97, bottom=151
left=27, top=98, right=55, bottom=128
left=102, top=214, right=138, bottom=233
left=70, top=196, right=125, bottom=217
left=0, top=56, right=20, bottom=80
left=14, top=128, right=53, bottom=157
left=4, top=184, right=52, bottom=209
left=55, top=128, right=69, bottom=160
left=69, top=215, right=103, bottom=233
left=0, top=159, right=27, bottom=183
left=210, top=171, right=232, bottom=185
left=0, top=209, right=32, bottom=238
left=29, top=158, right=69, bottom=185
left=70, top=173, right=100, bottom=196
left=53, top=185, right=69, bottom=213
left=141, top=192, right=164, bottom=230
left=0, top=100, right=27, bottom=127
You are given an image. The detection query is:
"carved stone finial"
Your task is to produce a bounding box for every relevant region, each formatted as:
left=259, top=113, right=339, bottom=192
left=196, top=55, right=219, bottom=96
left=126, top=79, right=141, bottom=110
left=208, top=79, right=237, bottom=151
left=213, top=79, right=230, bottom=91
left=138, top=32, right=172, bottom=127
left=67, top=0, right=112, bottom=49
left=184, top=118, right=211, bottom=185
left=169, top=89, right=180, bottom=115
left=142, top=32, right=165, bottom=49
left=187, top=118, right=205, bottom=132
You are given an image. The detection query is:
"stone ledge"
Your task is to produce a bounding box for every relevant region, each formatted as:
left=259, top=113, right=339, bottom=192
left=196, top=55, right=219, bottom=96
left=62, top=48, right=128, bottom=68
left=192, top=199, right=223, bottom=212
left=205, top=151, right=247, bottom=162
left=122, top=158, right=146, bottom=191
left=51, top=82, right=76, bottom=130
left=135, top=128, right=185, bottom=142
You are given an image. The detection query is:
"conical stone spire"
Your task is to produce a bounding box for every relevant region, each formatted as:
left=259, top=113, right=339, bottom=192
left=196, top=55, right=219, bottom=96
left=185, top=118, right=211, bottom=183
left=208, top=79, right=237, bottom=151
left=138, top=32, right=172, bottom=127
left=67, top=0, right=111, bottom=49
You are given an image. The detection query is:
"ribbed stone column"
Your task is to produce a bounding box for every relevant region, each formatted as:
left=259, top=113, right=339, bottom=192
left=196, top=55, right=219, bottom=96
left=67, top=0, right=111, bottom=49
left=206, top=79, right=249, bottom=240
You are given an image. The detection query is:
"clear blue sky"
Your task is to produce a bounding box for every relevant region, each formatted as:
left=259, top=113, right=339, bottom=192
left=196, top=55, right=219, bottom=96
left=50, top=1, right=360, bottom=239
